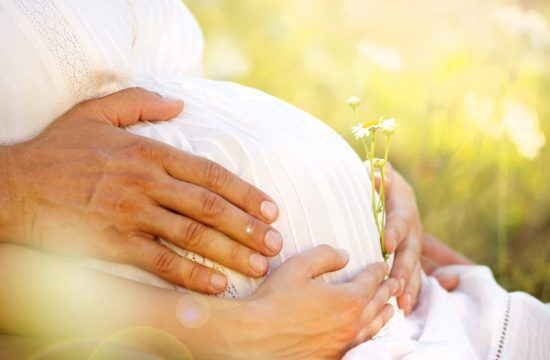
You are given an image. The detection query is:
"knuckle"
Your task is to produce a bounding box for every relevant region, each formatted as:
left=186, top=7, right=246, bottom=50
left=347, top=295, right=366, bottom=317
left=202, top=160, right=230, bottom=190
left=394, top=217, right=408, bottom=237
left=127, top=87, right=147, bottom=100
left=132, top=140, right=158, bottom=161
left=200, top=190, right=226, bottom=218
left=113, top=197, right=137, bottom=214
left=317, top=244, right=334, bottom=254
left=241, top=184, right=259, bottom=208
left=181, top=221, right=207, bottom=249
left=186, top=261, right=205, bottom=284
left=228, top=244, right=242, bottom=263
left=152, top=249, right=177, bottom=275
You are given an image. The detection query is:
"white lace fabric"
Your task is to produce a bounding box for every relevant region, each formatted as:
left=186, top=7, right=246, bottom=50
left=12, top=0, right=95, bottom=103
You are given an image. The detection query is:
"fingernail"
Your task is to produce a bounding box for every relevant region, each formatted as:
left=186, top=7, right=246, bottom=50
left=265, top=230, right=283, bottom=252
left=385, top=238, right=394, bottom=253
left=387, top=305, right=395, bottom=317
left=404, top=294, right=412, bottom=315
left=249, top=253, right=268, bottom=274
left=399, top=278, right=406, bottom=294
left=260, top=201, right=278, bottom=221
left=162, top=95, right=183, bottom=103
left=210, top=274, right=227, bottom=291
left=337, top=248, right=350, bottom=262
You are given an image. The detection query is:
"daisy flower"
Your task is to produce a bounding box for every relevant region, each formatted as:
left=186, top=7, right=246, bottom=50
left=351, top=123, right=371, bottom=139
left=380, top=118, right=397, bottom=135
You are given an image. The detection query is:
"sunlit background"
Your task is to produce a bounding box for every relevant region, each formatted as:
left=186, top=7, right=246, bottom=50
left=186, top=0, right=550, bottom=301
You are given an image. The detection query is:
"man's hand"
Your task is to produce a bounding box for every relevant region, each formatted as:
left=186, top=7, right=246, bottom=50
left=0, top=88, right=282, bottom=294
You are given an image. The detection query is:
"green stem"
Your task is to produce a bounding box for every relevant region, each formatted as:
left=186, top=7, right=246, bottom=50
left=497, top=138, right=508, bottom=288
left=368, top=134, right=381, bottom=234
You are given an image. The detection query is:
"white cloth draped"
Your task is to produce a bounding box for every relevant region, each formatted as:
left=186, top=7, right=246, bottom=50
left=0, top=1, right=548, bottom=358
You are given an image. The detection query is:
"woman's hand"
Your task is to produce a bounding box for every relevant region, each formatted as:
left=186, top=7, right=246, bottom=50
left=421, top=233, right=474, bottom=291
left=213, top=245, right=399, bottom=359
left=0, top=88, right=283, bottom=294
left=372, top=165, right=475, bottom=311
left=0, top=244, right=398, bottom=359
left=369, top=162, right=422, bottom=315
left=369, top=163, right=423, bottom=314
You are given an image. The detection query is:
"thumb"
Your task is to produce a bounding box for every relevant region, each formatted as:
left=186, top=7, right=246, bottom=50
left=281, top=245, right=349, bottom=280
left=84, top=87, right=184, bottom=127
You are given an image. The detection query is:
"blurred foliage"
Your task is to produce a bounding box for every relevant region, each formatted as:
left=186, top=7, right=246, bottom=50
left=186, top=0, right=550, bottom=301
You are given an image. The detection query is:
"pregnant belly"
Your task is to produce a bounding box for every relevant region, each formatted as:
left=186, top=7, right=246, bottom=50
left=88, top=77, right=386, bottom=299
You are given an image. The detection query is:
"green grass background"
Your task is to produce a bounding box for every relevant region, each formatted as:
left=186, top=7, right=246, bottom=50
left=186, top=0, right=550, bottom=301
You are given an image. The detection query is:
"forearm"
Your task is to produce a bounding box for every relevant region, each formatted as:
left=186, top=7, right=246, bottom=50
left=0, top=145, right=20, bottom=243
left=0, top=244, right=246, bottom=358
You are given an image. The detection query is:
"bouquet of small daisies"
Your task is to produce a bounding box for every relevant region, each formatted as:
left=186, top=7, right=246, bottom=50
left=348, top=97, right=397, bottom=261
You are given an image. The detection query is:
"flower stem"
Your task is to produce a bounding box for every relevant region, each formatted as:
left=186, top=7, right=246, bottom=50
left=368, top=133, right=383, bottom=249
left=497, top=138, right=509, bottom=288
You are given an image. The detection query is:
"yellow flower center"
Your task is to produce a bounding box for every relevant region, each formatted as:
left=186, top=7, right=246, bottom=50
left=362, top=119, right=380, bottom=128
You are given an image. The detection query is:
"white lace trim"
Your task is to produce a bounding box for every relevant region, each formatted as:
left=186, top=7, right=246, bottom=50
left=494, top=295, right=511, bottom=360
left=185, top=251, right=240, bottom=299
left=13, top=0, right=95, bottom=103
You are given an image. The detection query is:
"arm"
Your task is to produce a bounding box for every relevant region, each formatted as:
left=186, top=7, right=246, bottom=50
left=0, top=244, right=398, bottom=359
left=0, top=88, right=282, bottom=295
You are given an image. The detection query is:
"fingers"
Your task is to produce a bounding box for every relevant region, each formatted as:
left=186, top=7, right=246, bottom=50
left=124, top=237, right=228, bottom=294
left=421, top=254, right=461, bottom=291
left=383, top=212, right=410, bottom=254
left=352, top=277, right=398, bottom=344
left=390, top=226, right=422, bottom=293
left=361, top=278, right=399, bottom=322
left=140, top=207, right=269, bottom=277
left=281, top=245, right=349, bottom=280
left=435, top=273, right=460, bottom=291
left=151, top=177, right=282, bottom=256
left=80, top=87, right=184, bottom=127
left=360, top=304, right=395, bottom=342
left=420, top=255, right=440, bottom=275
left=422, top=233, right=474, bottom=266
left=397, top=262, right=421, bottom=315
left=159, top=150, right=279, bottom=225
left=340, top=262, right=389, bottom=299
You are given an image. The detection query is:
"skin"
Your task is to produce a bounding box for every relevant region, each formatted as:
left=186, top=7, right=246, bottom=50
left=0, top=87, right=469, bottom=357
left=371, top=163, right=423, bottom=314
left=0, top=244, right=398, bottom=359
left=421, top=233, right=475, bottom=291
left=0, top=88, right=284, bottom=294
left=0, top=87, right=431, bottom=310
left=371, top=163, right=473, bottom=313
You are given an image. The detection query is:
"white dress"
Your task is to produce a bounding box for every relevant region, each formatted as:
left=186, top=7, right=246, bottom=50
left=0, top=1, right=548, bottom=359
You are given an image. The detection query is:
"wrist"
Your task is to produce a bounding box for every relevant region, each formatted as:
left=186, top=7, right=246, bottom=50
left=157, top=292, right=257, bottom=359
